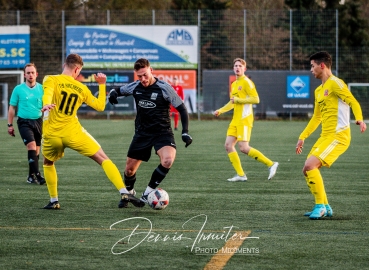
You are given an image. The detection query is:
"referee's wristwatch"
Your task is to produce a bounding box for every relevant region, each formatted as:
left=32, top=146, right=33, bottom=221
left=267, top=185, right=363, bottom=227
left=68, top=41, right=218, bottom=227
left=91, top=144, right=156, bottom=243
left=7, top=123, right=13, bottom=127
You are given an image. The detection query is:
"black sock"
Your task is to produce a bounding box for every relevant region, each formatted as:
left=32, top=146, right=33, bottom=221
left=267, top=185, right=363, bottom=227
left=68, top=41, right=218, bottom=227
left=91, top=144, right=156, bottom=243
left=124, top=173, right=136, bottom=191
left=148, top=164, right=170, bottom=189
left=28, top=150, right=40, bottom=178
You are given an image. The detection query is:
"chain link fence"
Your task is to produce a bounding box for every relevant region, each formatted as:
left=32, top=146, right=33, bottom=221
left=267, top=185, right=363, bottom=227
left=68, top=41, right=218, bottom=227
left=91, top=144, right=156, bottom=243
left=1, top=9, right=368, bottom=118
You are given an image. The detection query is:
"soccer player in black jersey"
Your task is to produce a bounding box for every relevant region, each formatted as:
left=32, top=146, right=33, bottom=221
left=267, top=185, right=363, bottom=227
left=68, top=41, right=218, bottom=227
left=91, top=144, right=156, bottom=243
left=109, top=58, right=192, bottom=207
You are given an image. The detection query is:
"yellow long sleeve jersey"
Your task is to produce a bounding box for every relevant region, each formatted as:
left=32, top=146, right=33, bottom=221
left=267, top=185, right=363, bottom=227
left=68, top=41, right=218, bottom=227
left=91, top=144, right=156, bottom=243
left=217, top=75, right=259, bottom=127
left=42, top=74, right=106, bottom=137
left=299, top=75, right=363, bottom=144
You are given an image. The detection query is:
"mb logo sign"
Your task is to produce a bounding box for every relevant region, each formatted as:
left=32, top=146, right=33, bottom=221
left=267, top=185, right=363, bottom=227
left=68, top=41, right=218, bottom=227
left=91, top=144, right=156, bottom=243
left=166, top=29, right=194, bottom=46
left=287, top=76, right=310, bottom=98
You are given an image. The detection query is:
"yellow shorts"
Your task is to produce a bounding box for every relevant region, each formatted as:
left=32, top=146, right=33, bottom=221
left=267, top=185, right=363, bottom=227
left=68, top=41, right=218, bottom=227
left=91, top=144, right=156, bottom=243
left=227, top=125, right=252, bottom=142
left=308, top=136, right=349, bottom=167
left=42, top=127, right=101, bottom=162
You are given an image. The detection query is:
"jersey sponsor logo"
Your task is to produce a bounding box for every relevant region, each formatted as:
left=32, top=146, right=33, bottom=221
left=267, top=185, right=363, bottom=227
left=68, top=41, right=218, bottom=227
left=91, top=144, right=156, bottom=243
left=151, top=93, right=158, bottom=100
left=166, top=29, right=194, bottom=45
left=138, top=100, right=156, bottom=108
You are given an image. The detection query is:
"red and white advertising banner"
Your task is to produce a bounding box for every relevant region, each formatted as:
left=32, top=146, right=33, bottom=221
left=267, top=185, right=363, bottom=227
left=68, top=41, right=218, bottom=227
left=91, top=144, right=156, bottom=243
left=135, top=70, right=197, bottom=113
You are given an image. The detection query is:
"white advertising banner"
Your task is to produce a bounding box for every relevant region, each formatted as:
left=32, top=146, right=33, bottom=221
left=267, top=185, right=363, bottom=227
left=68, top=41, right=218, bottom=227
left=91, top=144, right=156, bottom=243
left=66, top=25, right=198, bottom=69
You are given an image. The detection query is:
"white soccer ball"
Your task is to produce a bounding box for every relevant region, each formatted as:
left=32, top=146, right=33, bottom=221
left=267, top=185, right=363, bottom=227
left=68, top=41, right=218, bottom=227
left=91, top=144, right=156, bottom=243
left=147, top=188, right=169, bottom=210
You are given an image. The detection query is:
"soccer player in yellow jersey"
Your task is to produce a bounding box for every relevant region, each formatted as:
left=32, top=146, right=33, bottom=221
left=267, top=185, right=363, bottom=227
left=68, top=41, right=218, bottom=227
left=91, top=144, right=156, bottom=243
left=296, top=51, right=366, bottom=220
left=214, top=58, right=279, bottom=181
left=41, top=53, right=144, bottom=209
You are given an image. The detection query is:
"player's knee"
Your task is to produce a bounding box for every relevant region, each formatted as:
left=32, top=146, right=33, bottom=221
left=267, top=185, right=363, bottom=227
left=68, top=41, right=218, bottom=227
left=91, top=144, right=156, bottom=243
left=26, top=141, right=37, bottom=150
left=43, top=157, right=54, bottom=166
left=125, top=168, right=136, bottom=177
left=161, top=158, right=174, bottom=169
left=302, top=165, right=315, bottom=176
left=239, top=145, right=250, bottom=154
left=224, top=143, right=233, bottom=153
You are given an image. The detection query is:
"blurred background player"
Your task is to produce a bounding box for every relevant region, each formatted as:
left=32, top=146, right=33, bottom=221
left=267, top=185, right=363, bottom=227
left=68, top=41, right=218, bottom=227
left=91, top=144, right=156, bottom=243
left=296, top=51, right=366, bottom=220
left=41, top=53, right=143, bottom=209
left=108, top=58, right=192, bottom=205
left=214, top=58, right=279, bottom=182
left=170, top=76, right=184, bottom=130
left=7, top=63, right=46, bottom=185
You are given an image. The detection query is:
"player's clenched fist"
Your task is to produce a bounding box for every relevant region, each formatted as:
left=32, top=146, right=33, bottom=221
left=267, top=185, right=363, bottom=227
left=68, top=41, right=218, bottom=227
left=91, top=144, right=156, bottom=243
left=108, top=88, right=120, bottom=105
left=182, top=133, right=193, bottom=148
left=94, top=73, right=107, bottom=85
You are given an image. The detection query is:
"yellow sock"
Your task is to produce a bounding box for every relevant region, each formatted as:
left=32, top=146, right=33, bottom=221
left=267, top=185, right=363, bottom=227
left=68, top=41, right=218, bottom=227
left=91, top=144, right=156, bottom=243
left=102, top=159, right=125, bottom=190
left=324, top=194, right=329, bottom=205
left=248, top=148, right=273, bottom=167
left=306, top=169, right=326, bottom=205
left=304, top=175, right=314, bottom=197
left=228, top=151, right=245, bottom=176
left=43, top=164, right=58, bottom=199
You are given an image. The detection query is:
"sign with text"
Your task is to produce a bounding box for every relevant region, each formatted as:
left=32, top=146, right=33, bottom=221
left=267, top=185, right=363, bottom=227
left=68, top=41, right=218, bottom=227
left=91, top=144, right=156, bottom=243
left=137, top=70, right=198, bottom=113
left=136, top=70, right=197, bottom=90
left=0, top=26, right=30, bottom=69
left=76, top=70, right=135, bottom=112
left=66, top=25, right=198, bottom=69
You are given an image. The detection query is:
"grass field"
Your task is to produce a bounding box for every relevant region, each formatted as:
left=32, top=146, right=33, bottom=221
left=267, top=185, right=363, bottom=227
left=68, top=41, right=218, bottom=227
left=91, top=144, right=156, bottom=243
left=1, top=119, right=369, bottom=270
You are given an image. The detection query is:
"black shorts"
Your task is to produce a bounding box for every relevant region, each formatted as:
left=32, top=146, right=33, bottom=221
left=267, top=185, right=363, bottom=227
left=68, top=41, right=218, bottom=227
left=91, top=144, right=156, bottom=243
left=127, top=133, right=176, bottom=162
left=17, top=117, right=42, bottom=146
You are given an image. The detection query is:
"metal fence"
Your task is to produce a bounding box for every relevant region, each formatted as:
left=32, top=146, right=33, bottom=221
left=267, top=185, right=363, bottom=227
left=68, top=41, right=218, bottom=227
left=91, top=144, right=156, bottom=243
left=1, top=9, right=368, bottom=117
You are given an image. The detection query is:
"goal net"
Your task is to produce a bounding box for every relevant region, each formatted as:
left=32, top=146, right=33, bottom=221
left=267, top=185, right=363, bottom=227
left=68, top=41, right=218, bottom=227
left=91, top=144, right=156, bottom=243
left=0, top=71, right=24, bottom=119
left=348, top=83, right=369, bottom=121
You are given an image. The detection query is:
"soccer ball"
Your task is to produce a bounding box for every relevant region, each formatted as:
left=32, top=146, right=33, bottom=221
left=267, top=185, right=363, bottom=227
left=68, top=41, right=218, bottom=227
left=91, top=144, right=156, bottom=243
left=147, top=188, right=169, bottom=210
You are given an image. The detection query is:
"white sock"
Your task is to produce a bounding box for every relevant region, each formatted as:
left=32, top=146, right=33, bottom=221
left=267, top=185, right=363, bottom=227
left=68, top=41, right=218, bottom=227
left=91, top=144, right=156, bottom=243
left=119, top=188, right=129, bottom=194
left=50, top=198, right=58, bottom=203
left=144, top=186, right=155, bottom=195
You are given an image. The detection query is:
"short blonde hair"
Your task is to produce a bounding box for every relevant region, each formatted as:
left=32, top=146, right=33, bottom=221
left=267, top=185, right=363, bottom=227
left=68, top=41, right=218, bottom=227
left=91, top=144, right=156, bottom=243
left=233, top=58, right=246, bottom=67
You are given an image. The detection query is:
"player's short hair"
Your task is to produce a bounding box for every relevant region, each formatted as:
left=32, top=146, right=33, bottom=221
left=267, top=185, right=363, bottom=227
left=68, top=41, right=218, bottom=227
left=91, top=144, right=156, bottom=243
left=24, top=63, right=37, bottom=72
left=233, top=58, right=246, bottom=67
left=309, top=51, right=332, bottom=69
left=134, top=58, right=150, bottom=71
left=65, top=53, right=84, bottom=69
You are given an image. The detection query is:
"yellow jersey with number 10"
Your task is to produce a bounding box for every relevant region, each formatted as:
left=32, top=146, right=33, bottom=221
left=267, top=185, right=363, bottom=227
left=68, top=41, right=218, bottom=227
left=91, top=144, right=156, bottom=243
left=42, top=74, right=106, bottom=137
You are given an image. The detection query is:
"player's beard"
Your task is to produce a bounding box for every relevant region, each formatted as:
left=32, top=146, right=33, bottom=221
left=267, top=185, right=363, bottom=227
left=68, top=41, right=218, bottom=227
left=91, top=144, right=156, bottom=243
left=26, top=78, right=36, bottom=86
left=142, top=76, right=154, bottom=87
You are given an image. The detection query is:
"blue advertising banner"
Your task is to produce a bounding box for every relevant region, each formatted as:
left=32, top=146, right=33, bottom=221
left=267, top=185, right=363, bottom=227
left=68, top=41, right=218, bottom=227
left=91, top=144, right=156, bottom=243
left=66, top=25, right=198, bottom=69
left=287, top=75, right=310, bottom=98
left=0, top=26, right=30, bottom=69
